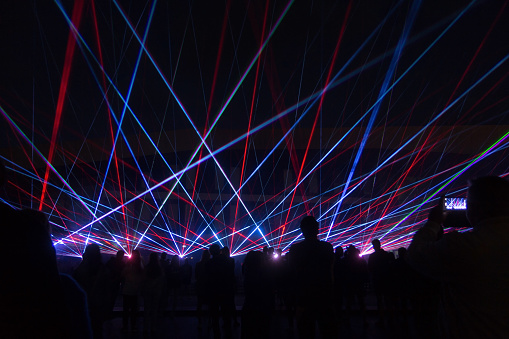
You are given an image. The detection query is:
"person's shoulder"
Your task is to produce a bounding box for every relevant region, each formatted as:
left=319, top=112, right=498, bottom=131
left=441, top=229, right=481, bottom=253
left=313, top=241, right=334, bottom=257
left=20, top=208, right=48, bottom=228
left=318, top=240, right=333, bottom=250
left=20, top=207, right=46, bottom=220
left=290, top=240, right=309, bottom=253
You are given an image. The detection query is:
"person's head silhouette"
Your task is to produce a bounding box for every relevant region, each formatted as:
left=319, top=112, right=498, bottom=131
left=209, top=243, right=221, bottom=257
left=116, top=249, right=124, bottom=260
left=467, top=176, right=509, bottom=226
left=372, top=238, right=381, bottom=251
left=346, top=245, right=359, bottom=258
left=221, top=246, right=231, bottom=257
left=201, top=249, right=210, bottom=261
left=335, top=246, right=344, bottom=257
left=300, top=215, right=319, bottom=240
left=83, top=243, right=102, bottom=264
left=398, top=247, right=407, bottom=258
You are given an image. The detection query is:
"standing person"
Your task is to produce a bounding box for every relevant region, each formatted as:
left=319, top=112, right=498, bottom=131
left=392, top=248, right=410, bottom=315
left=333, top=246, right=346, bottom=324
left=142, top=252, right=164, bottom=334
left=105, top=249, right=125, bottom=317
left=241, top=251, right=273, bottom=339
left=407, top=176, right=509, bottom=338
left=221, top=247, right=237, bottom=328
left=368, top=238, right=395, bottom=327
left=289, top=216, right=336, bottom=339
left=195, top=249, right=210, bottom=329
left=277, top=252, right=295, bottom=331
left=343, top=245, right=368, bottom=328
left=205, top=244, right=232, bottom=339
left=159, top=252, right=170, bottom=312
left=121, top=250, right=144, bottom=333
left=73, top=243, right=110, bottom=339
left=180, top=258, right=192, bottom=295
left=0, top=160, right=91, bottom=339
left=168, top=255, right=181, bottom=312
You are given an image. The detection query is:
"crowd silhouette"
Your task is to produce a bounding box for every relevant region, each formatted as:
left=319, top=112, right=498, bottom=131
left=0, top=224, right=441, bottom=338
left=2, top=158, right=509, bottom=339
left=52, top=229, right=445, bottom=339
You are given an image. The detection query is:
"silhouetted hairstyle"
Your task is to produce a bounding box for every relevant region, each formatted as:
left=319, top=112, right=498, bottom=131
left=300, top=215, right=319, bottom=238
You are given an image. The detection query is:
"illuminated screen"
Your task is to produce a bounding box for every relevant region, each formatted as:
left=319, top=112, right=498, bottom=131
left=444, top=198, right=467, bottom=210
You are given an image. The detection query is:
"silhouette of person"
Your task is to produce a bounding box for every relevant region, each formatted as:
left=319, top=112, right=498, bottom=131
left=343, top=244, right=368, bottom=327
left=241, top=250, right=273, bottom=339
left=393, top=247, right=411, bottom=316
left=271, top=248, right=284, bottom=308
left=121, top=249, right=144, bottom=332
left=221, top=246, right=238, bottom=328
left=205, top=243, right=233, bottom=339
left=406, top=256, right=440, bottom=339
left=195, top=249, right=210, bottom=329
left=142, top=252, right=164, bottom=334
left=289, top=215, right=336, bottom=339
left=333, top=246, right=346, bottom=323
left=368, top=238, right=395, bottom=327
left=180, top=258, right=192, bottom=295
left=105, top=249, right=125, bottom=317
left=73, top=243, right=111, bottom=338
left=159, top=251, right=170, bottom=312
left=0, top=160, right=91, bottom=338
left=167, top=254, right=181, bottom=312
left=407, top=176, right=509, bottom=338
left=262, top=246, right=270, bottom=259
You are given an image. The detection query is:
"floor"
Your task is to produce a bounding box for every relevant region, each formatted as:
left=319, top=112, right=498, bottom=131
left=100, top=294, right=425, bottom=339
